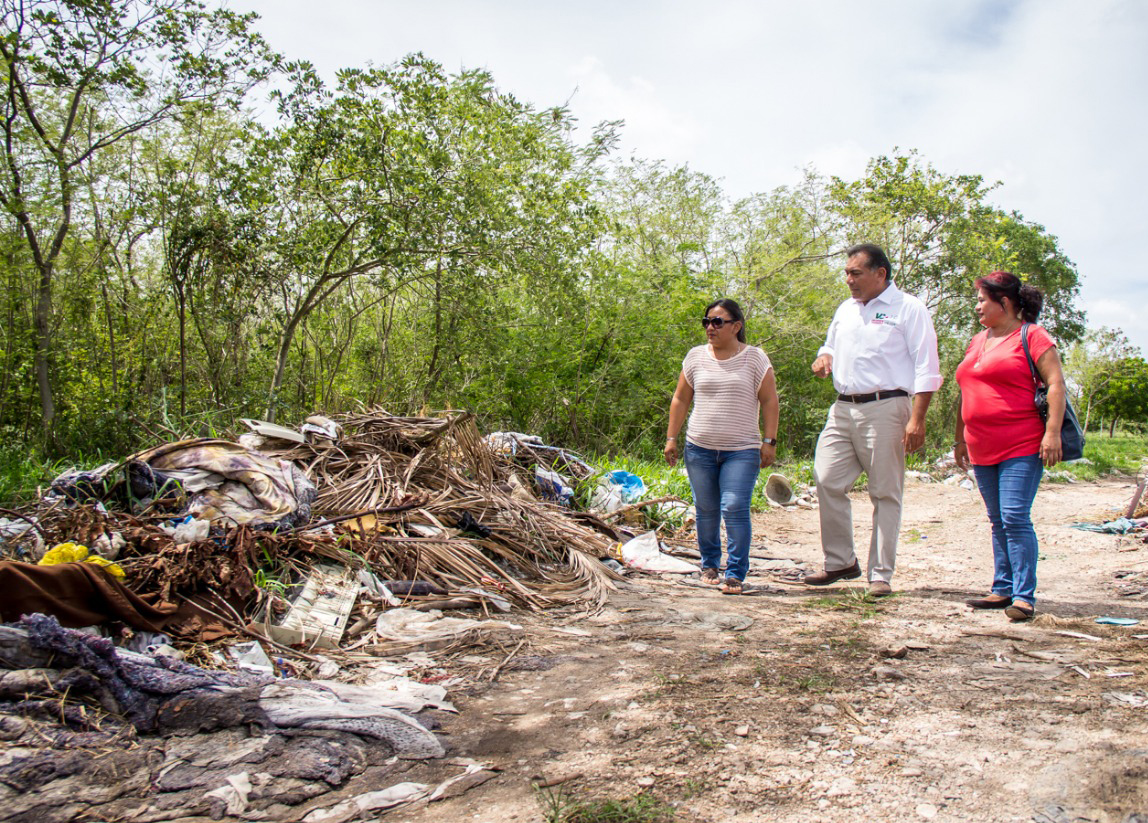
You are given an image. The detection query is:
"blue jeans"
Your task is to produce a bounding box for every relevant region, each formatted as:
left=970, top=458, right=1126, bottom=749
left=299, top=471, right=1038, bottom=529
left=684, top=442, right=761, bottom=582
left=972, top=454, right=1043, bottom=605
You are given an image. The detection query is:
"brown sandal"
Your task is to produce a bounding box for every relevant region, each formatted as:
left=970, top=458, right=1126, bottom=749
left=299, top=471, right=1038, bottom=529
left=721, top=578, right=743, bottom=595
left=700, top=568, right=721, bottom=585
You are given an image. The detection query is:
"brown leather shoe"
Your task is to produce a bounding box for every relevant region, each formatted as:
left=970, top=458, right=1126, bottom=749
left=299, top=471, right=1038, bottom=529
left=966, top=594, right=1012, bottom=609
left=869, top=581, right=892, bottom=597
left=803, top=561, right=862, bottom=586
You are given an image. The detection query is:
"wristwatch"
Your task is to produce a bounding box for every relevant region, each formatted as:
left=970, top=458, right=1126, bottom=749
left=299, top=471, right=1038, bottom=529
left=761, top=437, right=777, bottom=446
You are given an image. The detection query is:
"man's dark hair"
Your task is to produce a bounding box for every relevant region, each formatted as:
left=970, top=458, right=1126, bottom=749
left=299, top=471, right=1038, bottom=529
left=846, top=243, right=893, bottom=282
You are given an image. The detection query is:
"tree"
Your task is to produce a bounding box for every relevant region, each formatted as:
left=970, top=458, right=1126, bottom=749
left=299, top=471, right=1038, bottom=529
left=724, top=172, right=841, bottom=451
left=0, top=0, right=276, bottom=443
left=988, top=212, right=1085, bottom=343
left=828, top=150, right=1001, bottom=334
left=1095, top=356, right=1148, bottom=436
left=1063, top=327, right=1140, bottom=431
left=828, top=151, right=1085, bottom=344
left=246, top=55, right=612, bottom=420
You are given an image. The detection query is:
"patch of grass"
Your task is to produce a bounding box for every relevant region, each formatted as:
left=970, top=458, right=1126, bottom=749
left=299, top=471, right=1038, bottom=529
left=253, top=568, right=289, bottom=595
left=0, top=441, right=67, bottom=506
left=680, top=777, right=711, bottom=800
left=771, top=457, right=814, bottom=489
left=803, top=588, right=887, bottom=619
left=753, top=660, right=839, bottom=694
left=787, top=671, right=838, bottom=693
left=581, top=454, right=692, bottom=501
left=1058, top=430, right=1148, bottom=482
left=904, top=527, right=923, bottom=543
left=824, top=632, right=869, bottom=657
left=904, top=450, right=934, bottom=470
left=536, top=787, right=676, bottom=823
left=645, top=672, right=683, bottom=700
left=686, top=731, right=719, bottom=751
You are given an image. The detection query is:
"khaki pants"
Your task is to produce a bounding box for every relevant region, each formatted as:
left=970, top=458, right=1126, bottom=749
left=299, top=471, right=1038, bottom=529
left=813, top=396, right=911, bottom=584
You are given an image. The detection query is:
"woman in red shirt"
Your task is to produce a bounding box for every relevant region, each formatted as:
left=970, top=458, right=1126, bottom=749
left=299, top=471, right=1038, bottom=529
left=954, top=272, right=1069, bottom=621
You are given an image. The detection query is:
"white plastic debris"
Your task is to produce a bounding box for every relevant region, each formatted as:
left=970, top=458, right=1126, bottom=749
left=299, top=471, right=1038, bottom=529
left=205, top=772, right=253, bottom=817
left=359, top=569, right=401, bottom=606
left=159, top=516, right=211, bottom=545
left=535, top=467, right=574, bottom=505
left=0, top=517, right=45, bottom=561
left=764, top=473, right=797, bottom=506
left=618, top=531, right=698, bottom=574
left=302, top=782, right=431, bottom=823
left=229, top=641, right=275, bottom=675
left=301, top=415, right=341, bottom=440
left=90, top=530, right=126, bottom=560
left=375, top=608, right=523, bottom=648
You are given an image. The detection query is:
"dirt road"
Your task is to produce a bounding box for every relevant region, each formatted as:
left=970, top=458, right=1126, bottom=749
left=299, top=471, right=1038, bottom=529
left=390, top=477, right=1148, bottom=823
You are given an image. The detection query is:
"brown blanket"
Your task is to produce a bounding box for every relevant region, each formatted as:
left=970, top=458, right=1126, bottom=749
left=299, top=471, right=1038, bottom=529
left=0, top=561, right=178, bottom=632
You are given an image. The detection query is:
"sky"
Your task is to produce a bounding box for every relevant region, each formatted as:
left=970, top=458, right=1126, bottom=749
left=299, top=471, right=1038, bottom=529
left=234, top=0, right=1148, bottom=354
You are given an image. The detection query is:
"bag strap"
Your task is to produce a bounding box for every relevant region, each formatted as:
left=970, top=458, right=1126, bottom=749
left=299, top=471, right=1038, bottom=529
left=1019, top=322, right=1043, bottom=387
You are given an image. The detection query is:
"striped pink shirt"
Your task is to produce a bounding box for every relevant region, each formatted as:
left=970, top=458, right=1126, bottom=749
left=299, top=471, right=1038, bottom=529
left=682, top=344, right=773, bottom=450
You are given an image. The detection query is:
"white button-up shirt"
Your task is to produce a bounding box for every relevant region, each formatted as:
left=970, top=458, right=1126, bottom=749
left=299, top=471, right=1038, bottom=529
left=817, top=283, right=943, bottom=396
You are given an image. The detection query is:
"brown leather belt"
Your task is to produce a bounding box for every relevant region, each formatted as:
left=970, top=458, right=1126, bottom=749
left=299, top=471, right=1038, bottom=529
left=837, top=389, right=909, bottom=403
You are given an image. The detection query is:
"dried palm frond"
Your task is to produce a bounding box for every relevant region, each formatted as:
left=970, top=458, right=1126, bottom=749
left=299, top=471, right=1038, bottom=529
left=250, top=409, right=624, bottom=609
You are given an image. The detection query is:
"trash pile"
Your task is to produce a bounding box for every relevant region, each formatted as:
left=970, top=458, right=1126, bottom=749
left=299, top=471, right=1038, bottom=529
left=0, top=412, right=658, bottom=649
left=903, top=451, right=977, bottom=490
left=1072, top=470, right=1148, bottom=546
left=0, top=410, right=704, bottom=821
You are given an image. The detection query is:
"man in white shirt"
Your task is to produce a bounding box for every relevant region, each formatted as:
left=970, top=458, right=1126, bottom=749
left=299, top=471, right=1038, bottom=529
left=805, top=244, right=943, bottom=596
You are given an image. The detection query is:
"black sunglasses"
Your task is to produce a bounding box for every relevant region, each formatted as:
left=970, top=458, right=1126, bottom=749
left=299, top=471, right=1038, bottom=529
left=701, top=317, right=736, bottom=329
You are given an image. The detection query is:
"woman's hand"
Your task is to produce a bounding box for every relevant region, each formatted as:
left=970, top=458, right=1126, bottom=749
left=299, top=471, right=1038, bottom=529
left=954, top=442, right=970, bottom=471
left=1040, top=430, right=1062, bottom=467
left=759, top=443, right=776, bottom=468
left=664, top=440, right=679, bottom=466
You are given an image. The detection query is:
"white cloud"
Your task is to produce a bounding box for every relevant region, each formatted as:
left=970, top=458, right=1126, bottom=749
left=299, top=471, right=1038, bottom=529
left=563, top=56, right=703, bottom=165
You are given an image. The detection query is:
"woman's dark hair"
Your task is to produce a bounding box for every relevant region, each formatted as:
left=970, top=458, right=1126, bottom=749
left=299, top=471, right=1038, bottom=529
left=974, top=271, right=1044, bottom=323
left=705, top=298, right=746, bottom=343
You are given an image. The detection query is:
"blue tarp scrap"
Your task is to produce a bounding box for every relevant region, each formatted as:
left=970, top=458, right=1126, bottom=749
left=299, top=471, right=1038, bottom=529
left=1071, top=517, right=1147, bottom=534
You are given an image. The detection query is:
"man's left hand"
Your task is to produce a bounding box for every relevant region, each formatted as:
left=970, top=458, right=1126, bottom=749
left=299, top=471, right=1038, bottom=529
left=903, top=419, right=926, bottom=452
left=760, top=443, right=776, bottom=468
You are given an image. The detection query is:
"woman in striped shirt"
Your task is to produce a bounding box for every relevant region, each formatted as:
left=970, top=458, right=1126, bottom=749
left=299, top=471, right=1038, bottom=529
left=664, top=298, right=780, bottom=595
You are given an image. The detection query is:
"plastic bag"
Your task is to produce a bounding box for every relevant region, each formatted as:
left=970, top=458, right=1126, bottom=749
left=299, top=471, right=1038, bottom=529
left=590, top=470, right=647, bottom=513
left=535, top=467, right=574, bottom=506
left=605, top=470, right=646, bottom=502
left=160, top=515, right=211, bottom=545
left=38, top=542, right=125, bottom=579
left=618, top=531, right=698, bottom=574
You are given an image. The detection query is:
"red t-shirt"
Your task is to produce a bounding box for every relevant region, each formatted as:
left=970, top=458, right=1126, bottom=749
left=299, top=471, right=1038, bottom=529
left=954, top=325, right=1055, bottom=466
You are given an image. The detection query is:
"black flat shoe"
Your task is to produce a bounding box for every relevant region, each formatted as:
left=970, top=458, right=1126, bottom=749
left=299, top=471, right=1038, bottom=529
left=966, top=595, right=1012, bottom=610
left=1005, top=601, right=1035, bottom=621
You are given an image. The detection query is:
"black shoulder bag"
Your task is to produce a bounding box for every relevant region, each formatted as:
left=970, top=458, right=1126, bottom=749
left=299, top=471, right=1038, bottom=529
left=1020, top=322, right=1085, bottom=462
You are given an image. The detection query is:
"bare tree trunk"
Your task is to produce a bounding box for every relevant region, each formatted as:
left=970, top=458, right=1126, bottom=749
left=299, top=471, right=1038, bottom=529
left=267, top=292, right=320, bottom=423
left=177, top=285, right=187, bottom=417
left=423, top=260, right=444, bottom=406
left=101, top=281, right=119, bottom=399
left=33, top=260, right=55, bottom=443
